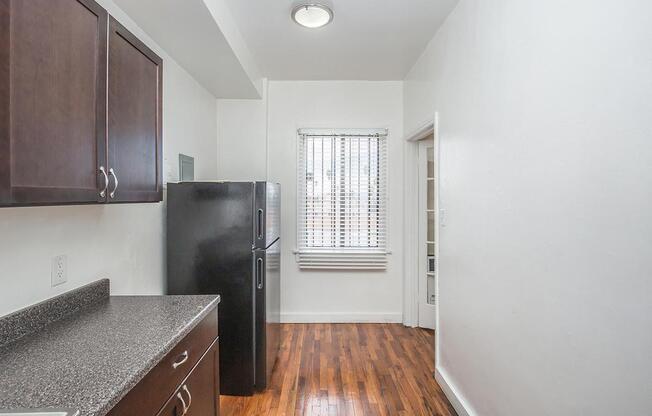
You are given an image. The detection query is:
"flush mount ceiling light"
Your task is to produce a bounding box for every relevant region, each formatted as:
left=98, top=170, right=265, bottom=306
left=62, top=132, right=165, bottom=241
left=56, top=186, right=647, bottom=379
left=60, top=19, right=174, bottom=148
left=292, top=4, right=333, bottom=29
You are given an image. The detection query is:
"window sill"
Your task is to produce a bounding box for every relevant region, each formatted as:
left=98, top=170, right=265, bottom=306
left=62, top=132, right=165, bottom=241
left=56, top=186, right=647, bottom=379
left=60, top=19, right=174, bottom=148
left=293, top=249, right=390, bottom=270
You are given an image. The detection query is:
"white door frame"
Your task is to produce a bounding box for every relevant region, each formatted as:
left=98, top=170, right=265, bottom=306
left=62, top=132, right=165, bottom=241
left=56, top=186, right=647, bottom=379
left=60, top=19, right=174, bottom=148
left=402, top=113, right=440, bottom=328
left=418, top=138, right=436, bottom=329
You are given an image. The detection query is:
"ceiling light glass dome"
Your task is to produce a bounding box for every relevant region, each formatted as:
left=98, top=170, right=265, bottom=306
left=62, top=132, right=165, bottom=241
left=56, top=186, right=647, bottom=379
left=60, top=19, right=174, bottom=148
left=292, top=4, right=334, bottom=28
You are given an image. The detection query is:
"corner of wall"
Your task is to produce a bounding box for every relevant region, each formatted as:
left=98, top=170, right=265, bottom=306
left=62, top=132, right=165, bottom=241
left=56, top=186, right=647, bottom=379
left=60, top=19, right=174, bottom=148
left=435, top=367, right=475, bottom=416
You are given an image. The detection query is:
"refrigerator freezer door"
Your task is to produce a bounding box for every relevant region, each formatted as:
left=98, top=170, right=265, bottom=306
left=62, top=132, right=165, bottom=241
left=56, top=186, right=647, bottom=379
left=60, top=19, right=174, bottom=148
left=254, top=238, right=281, bottom=390
left=254, top=182, right=281, bottom=249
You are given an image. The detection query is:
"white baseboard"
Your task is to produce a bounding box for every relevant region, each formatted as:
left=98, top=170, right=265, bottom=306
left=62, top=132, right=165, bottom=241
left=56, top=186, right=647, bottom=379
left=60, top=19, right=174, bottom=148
left=435, top=367, right=475, bottom=416
left=280, top=312, right=403, bottom=323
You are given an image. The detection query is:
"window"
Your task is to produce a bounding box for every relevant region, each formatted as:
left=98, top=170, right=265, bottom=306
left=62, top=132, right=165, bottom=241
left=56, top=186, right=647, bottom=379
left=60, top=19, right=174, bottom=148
left=297, top=128, right=388, bottom=269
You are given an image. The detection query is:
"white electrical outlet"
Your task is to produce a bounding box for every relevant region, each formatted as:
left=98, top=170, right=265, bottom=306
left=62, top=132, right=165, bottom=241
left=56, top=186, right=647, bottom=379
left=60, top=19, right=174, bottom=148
left=51, top=255, right=67, bottom=287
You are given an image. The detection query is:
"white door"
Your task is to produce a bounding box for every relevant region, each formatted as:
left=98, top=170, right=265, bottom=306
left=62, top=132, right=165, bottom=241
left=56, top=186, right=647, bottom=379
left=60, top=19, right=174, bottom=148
left=418, top=138, right=437, bottom=329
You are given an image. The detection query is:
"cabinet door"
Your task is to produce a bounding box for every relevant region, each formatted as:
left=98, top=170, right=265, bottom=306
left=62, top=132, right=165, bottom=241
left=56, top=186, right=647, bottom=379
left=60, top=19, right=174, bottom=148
left=0, top=0, right=108, bottom=206
left=107, top=17, right=162, bottom=203
left=157, top=341, right=219, bottom=416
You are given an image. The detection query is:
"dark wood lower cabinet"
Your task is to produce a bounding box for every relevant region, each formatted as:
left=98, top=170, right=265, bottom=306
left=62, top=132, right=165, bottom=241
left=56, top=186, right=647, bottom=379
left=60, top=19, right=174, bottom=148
left=157, top=341, right=220, bottom=416
left=107, top=309, right=220, bottom=416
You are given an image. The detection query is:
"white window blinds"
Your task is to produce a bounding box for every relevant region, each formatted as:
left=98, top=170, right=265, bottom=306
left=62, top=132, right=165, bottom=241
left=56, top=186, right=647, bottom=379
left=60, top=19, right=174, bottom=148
left=297, top=128, right=388, bottom=269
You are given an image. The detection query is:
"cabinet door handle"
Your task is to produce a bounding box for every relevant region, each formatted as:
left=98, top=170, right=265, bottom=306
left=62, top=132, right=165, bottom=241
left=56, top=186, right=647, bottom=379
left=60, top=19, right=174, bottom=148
left=176, top=391, right=188, bottom=415
left=172, top=350, right=189, bottom=369
left=99, top=166, right=109, bottom=198
left=182, top=385, right=193, bottom=412
left=108, top=168, right=118, bottom=199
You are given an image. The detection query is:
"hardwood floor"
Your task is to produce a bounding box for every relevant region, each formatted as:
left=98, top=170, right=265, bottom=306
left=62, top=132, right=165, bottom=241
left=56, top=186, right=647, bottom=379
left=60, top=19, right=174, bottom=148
left=220, top=323, right=457, bottom=416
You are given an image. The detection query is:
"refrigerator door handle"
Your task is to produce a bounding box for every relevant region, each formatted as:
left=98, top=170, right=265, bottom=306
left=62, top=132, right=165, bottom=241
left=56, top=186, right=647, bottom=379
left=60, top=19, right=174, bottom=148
left=256, top=257, right=264, bottom=289
left=257, top=208, right=264, bottom=240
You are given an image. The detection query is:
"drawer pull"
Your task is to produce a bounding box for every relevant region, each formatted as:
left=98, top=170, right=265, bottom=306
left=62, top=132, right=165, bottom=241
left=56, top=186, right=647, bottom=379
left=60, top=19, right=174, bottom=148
left=176, top=391, right=188, bottom=415
left=172, top=350, right=189, bottom=369
left=182, top=385, right=193, bottom=411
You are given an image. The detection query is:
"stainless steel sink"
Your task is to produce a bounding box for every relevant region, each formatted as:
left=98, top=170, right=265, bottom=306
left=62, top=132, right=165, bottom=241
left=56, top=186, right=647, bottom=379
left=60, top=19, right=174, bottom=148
left=0, top=410, right=79, bottom=416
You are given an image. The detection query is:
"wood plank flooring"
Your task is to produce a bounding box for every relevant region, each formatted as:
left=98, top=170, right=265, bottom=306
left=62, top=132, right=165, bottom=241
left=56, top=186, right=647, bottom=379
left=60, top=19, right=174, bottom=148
left=220, top=323, right=457, bottom=416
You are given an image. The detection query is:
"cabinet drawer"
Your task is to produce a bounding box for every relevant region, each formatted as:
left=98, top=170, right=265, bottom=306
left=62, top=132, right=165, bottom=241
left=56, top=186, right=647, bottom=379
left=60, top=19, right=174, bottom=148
left=157, top=340, right=219, bottom=416
left=107, top=307, right=218, bottom=416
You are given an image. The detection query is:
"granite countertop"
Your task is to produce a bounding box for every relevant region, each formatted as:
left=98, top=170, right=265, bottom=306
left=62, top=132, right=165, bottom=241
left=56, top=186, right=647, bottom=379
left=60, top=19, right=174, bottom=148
left=0, top=286, right=220, bottom=416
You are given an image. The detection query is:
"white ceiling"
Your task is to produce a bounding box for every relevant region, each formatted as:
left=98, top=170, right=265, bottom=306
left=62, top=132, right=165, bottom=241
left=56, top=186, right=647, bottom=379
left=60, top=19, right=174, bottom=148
left=223, top=0, right=459, bottom=80
left=112, top=0, right=263, bottom=98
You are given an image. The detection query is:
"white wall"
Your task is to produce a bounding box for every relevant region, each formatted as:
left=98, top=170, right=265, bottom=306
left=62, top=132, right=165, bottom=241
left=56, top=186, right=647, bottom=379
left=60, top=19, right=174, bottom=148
left=267, top=81, right=404, bottom=323
left=403, top=0, right=652, bottom=415
left=216, top=81, right=405, bottom=322
left=0, top=0, right=218, bottom=316
left=216, top=79, right=268, bottom=181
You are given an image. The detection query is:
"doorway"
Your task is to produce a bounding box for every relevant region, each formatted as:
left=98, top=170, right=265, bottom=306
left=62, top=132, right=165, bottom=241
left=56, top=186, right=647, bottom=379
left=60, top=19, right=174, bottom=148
left=418, top=136, right=437, bottom=329
left=402, top=114, right=439, bottom=332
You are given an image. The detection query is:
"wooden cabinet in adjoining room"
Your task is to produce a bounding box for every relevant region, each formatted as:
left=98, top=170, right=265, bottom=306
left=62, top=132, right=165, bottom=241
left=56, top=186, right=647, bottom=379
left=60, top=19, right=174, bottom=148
left=0, top=0, right=163, bottom=207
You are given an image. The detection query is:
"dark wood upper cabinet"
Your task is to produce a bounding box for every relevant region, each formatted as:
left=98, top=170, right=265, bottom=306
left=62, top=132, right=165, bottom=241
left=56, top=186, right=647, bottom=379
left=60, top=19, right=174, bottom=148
left=107, top=17, right=163, bottom=203
left=0, top=0, right=163, bottom=207
left=0, top=0, right=108, bottom=206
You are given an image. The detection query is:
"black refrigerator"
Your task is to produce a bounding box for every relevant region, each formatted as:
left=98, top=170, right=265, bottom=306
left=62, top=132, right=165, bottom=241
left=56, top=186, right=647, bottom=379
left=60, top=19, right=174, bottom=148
left=166, top=181, right=281, bottom=396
